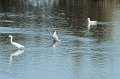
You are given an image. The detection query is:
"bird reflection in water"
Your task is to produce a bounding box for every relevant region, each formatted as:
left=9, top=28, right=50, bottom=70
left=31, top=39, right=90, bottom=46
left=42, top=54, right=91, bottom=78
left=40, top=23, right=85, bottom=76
left=9, top=49, right=24, bottom=66
left=87, top=23, right=91, bottom=31
left=50, top=40, right=60, bottom=48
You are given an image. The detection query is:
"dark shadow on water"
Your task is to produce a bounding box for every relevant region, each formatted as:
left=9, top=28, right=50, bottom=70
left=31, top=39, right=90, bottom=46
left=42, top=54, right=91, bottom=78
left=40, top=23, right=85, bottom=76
left=50, top=40, right=60, bottom=48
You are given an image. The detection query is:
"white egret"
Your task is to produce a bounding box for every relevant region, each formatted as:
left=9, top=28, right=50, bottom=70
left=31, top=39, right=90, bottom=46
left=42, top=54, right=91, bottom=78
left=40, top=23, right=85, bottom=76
left=87, top=18, right=97, bottom=25
left=87, top=18, right=97, bottom=30
left=9, top=35, right=24, bottom=49
left=48, top=30, right=60, bottom=42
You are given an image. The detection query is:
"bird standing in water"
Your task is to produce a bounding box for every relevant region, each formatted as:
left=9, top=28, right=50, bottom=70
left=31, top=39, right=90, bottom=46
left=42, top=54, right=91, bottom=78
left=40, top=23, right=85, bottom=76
left=9, top=35, right=24, bottom=49
left=87, top=18, right=97, bottom=25
left=48, top=30, right=60, bottom=42
left=87, top=18, right=97, bottom=30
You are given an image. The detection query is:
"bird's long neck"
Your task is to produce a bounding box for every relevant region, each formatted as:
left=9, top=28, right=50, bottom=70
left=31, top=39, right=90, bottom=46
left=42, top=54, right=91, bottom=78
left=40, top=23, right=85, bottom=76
left=88, top=18, right=90, bottom=24
left=10, top=36, right=13, bottom=43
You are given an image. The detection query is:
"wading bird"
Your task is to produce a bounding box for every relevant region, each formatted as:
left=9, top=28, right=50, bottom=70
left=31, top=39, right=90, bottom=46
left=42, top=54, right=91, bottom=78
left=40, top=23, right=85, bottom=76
left=9, top=35, right=24, bottom=49
left=87, top=18, right=97, bottom=30
left=48, top=30, right=60, bottom=42
left=87, top=18, right=97, bottom=25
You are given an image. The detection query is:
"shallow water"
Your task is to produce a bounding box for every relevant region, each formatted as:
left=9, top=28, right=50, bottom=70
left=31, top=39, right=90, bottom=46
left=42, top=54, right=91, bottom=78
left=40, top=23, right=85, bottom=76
left=0, top=0, right=120, bottom=79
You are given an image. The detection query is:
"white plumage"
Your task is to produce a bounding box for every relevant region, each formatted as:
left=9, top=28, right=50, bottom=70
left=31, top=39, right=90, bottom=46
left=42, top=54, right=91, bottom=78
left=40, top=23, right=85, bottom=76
left=48, top=30, right=60, bottom=42
left=9, top=35, right=24, bottom=49
left=87, top=18, right=97, bottom=25
left=87, top=18, right=97, bottom=30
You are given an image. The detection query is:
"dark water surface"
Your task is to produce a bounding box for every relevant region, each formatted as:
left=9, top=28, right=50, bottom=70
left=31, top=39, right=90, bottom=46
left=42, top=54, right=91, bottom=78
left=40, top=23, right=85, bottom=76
left=0, top=0, right=120, bottom=79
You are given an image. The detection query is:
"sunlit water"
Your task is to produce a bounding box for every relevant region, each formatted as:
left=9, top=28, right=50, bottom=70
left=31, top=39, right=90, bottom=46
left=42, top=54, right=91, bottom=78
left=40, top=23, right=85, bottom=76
left=0, top=0, right=120, bottom=79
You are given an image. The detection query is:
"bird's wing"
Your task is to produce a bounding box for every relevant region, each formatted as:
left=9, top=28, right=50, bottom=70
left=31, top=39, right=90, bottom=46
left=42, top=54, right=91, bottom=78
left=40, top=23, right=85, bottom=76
left=12, top=42, right=24, bottom=48
left=53, top=31, right=59, bottom=41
